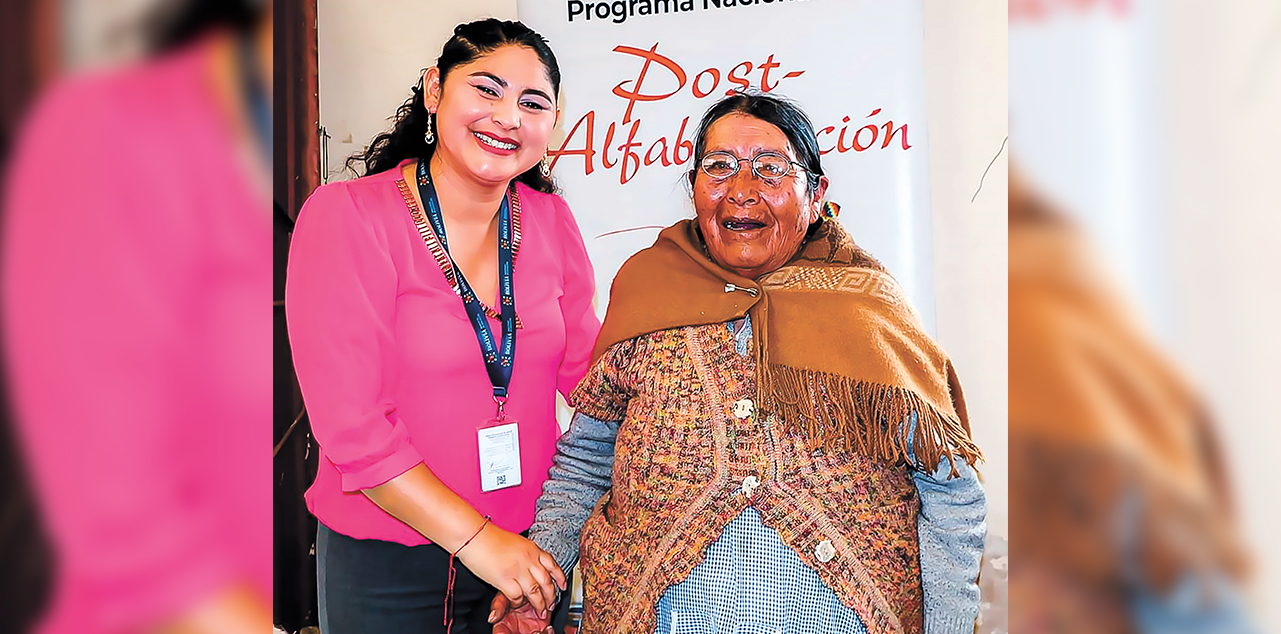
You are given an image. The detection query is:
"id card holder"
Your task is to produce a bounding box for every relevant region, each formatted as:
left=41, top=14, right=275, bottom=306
left=478, top=417, right=521, bottom=492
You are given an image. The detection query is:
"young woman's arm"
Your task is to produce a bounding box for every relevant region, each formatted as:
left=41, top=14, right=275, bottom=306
left=364, top=464, right=565, bottom=615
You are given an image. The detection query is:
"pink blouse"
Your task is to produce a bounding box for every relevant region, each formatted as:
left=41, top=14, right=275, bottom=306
left=286, top=161, right=600, bottom=545
left=2, top=40, right=271, bottom=633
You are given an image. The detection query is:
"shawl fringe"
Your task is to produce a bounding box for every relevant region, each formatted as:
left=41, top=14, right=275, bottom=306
left=760, top=364, right=983, bottom=478
left=596, top=218, right=983, bottom=478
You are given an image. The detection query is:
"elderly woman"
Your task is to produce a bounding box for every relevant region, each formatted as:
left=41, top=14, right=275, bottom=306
left=492, top=92, right=986, bottom=634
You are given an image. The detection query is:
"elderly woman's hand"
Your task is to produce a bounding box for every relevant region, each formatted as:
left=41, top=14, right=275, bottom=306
left=457, top=526, right=566, bottom=618
left=489, top=593, right=554, bottom=633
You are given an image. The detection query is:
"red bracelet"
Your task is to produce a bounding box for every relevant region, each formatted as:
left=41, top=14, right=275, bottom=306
left=453, top=516, right=491, bottom=556
left=446, top=516, right=491, bottom=633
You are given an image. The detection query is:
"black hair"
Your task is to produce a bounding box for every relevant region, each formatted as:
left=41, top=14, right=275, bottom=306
left=688, top=91, right=824, bottom=195
left=345, top=19, right=560, bottom=193
left=146, top=0, right=265, bottom=52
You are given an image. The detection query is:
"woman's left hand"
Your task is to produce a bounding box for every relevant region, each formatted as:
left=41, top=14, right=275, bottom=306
left=489, top=593, right=553, bottom=634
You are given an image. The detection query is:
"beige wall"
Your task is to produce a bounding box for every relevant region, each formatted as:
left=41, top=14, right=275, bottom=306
left=1162, top=1, right=1280, bottom=617
left=922, top=0, right=1009, bottom=537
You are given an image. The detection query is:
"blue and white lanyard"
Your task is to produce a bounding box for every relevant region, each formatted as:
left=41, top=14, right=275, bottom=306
left=415, top=160, right=517, bottom=403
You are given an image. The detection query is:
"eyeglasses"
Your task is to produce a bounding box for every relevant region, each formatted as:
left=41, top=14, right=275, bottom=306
left=697, top=151, right=808, bottom=183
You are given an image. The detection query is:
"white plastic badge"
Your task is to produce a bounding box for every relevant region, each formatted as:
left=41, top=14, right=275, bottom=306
left=478, top=421, right=521, bottom=492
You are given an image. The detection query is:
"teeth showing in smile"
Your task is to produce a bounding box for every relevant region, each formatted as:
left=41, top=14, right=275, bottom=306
left=724, top=219, right=765, bottom=231
left=474, top=132, right=518, bottom=151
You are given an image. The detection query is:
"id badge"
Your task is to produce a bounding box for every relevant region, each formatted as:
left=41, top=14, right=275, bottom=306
left=478, top=419, right=521, bottom=492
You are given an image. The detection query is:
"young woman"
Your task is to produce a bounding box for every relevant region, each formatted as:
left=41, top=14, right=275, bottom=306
left=286, top=19, right=600, bottom=633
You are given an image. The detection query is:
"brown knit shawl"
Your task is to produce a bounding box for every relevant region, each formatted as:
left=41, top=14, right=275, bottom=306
left=1008, top=205, right=1248, bottom=596
left=594, top=218, right=982, bottom=474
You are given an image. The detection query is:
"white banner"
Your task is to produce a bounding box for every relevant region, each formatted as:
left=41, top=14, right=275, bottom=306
left=519, top=0, right=937, bottom=330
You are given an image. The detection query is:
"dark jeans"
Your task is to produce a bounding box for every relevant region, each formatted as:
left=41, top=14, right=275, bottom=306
left=317, top=522, right=504, bottom=634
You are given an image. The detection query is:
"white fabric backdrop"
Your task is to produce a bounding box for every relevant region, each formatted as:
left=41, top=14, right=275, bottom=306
left=519, top=0, right=939, bottom=330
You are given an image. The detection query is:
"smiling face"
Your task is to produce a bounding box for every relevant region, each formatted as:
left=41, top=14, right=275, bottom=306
left=424, top=45, right=558, bottom=188
left=692, top=113, right=828, bottom=279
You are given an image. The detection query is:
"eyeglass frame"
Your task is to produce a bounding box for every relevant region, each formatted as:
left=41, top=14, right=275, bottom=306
left=695, top=150, right=810, bottom=184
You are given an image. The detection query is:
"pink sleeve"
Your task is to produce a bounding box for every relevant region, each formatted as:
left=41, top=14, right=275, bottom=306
left=285, top=183, right=424, bottom=492
left=551, top=195, right=602, bottom=400
left=2, top=78, right=260, bottom=630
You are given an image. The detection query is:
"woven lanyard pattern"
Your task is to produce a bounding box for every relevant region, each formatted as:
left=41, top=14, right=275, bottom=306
left=409, top=160, right=519, bottom=399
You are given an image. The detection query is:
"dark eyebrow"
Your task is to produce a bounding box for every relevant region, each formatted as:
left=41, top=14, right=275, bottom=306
left=706, top=147, right=782, bottom=157
left=469, top=71, right=553, bottom=104
left=522, top=88, right=555, bottom=104
left=469, top=71, right=508, bottom=88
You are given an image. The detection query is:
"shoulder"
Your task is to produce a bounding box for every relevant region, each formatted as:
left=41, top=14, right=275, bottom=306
left=513, top=181, right=566, bottom=210
left=295, top=180, right=358, bottom=226
left=4, top=49, right=217, bottom=234
left=605, top=325, right=710, bottom=363
left=10, top=44, right=210, bottom=177
left=514, top=184, right=593, bottom=262
left=514, top=183, right=576, bottom=225
left=34, top=40, right=224, bottom=143
left=296, top=167, right=409, bottom=230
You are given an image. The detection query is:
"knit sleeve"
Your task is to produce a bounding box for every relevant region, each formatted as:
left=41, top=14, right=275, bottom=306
left=567, top=338, right=637, bottom=422
left=907, top=411, right=987, bottom=634
left=285, top=182, right=423, bottom=492
left=550, top=194, right=601, bottom=400
left=528, top=411, right=619, bottom=576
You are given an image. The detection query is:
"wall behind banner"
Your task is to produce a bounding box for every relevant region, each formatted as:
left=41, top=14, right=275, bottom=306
left=316, top=0, right=1007, bottom=537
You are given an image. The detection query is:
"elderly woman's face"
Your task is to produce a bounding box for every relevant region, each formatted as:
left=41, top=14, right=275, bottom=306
left=692, top=114, right=827, bottom=279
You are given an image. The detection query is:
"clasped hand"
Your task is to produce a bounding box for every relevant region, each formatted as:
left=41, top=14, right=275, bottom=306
left=455, top=524, right=565, bottom=628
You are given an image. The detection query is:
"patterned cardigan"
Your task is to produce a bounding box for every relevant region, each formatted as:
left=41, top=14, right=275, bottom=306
left=564, top=322, right=929, bottom=634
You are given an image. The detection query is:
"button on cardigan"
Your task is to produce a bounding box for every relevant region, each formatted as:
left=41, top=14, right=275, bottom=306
left=529, top=318, right=987, bottom=634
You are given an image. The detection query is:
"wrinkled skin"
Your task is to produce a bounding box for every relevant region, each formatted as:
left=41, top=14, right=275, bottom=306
left=691, top=113, right=828, bottom=278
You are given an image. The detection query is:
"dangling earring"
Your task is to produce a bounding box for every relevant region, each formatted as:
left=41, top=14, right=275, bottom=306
left=423, top=112, right=436, bottom=145
left=820, top=200, right=840, bottom=220
left=539, top=151, right=552, bottom=178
